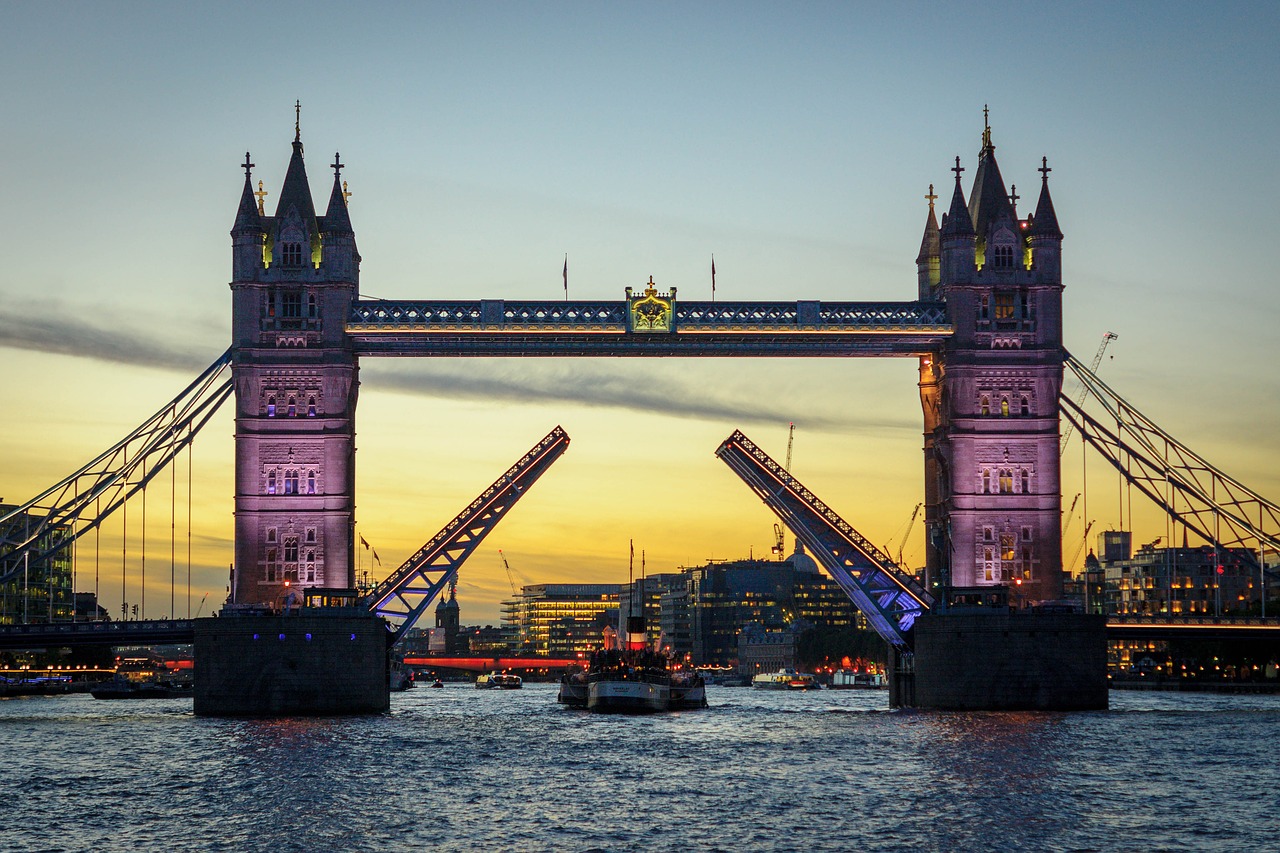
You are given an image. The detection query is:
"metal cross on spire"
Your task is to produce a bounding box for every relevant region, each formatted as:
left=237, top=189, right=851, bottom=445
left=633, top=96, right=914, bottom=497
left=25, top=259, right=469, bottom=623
left=242, top=152, right=254, bottom=179
left=1009, top=184, right=1019, bottom=208
left=294, top=100, right=301, bottom=143
left=254, top=180, right=268, bottom=216
left=1039, top=156, right=1052, bottom=182
left=925, top=183, right=937, bottom=212
left=952, top=156, right=964, bottom=182
left=332, top=152, right=343, bottom=179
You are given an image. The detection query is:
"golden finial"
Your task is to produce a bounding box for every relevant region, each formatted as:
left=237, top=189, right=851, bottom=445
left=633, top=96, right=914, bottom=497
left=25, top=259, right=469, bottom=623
left=342, top=180, right=352, bottom=206
left=925, top=183, right=937, bottom=212
left=982, top=104, right=992, bottom=150
left=254, top=180, right=268, bottom=216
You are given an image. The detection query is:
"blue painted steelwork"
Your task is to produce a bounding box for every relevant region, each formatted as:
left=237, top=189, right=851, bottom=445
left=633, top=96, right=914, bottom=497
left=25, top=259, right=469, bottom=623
left=715, top=429, right=933, bottom=650
left=346, top=299, right=950, bottom=357
left=0, top=350, right=233, bottom=587
left=364, top=426, right=571, bottom=645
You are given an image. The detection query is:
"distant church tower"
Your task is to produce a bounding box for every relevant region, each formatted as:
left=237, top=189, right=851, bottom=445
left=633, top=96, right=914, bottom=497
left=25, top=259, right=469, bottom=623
left=228, top=110, right=361, bottom=605
left=918, top=113, right=1065, bottom=603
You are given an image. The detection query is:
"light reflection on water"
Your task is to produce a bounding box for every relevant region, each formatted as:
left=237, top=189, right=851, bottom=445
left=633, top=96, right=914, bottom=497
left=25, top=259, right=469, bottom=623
left=1, top=686, right=1277, bottom=852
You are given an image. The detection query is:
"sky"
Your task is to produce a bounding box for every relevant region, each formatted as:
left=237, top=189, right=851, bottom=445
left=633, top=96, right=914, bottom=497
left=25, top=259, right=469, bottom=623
left=2, top=2, right=1278, bottom=624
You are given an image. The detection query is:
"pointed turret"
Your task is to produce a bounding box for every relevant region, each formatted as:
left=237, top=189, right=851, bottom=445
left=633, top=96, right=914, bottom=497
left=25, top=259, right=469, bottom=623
left=320, top=152, right=359, bottom=282
left=967, top=123, right=1015, bottom=241
left=916, top=184, right=941, bottom=296
left=1028, top=156, right=1063, bottom=280
left=1029, top=157, right=1062, bottom=239
left=939, top=157, right=975, bottom=282
left=273, top=139, right=320, bottom=235
left=233, top=163, right=262, bottom=234
left=232, top=153, right=265, bottom=280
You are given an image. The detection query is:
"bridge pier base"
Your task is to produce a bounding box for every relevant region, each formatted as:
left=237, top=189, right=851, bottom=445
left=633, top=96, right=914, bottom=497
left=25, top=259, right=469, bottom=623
left=891, top=611, right=1108, bottom=711
left=193, top=612, right=390, bottom=716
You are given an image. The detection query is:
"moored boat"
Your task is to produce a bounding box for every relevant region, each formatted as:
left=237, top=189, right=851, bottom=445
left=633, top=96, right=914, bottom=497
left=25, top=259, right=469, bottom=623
left=751, top=668, right=819, bottom=690
left=830, top=669, right=885, bottom=689
left=90, top=674, right=192, bottom=700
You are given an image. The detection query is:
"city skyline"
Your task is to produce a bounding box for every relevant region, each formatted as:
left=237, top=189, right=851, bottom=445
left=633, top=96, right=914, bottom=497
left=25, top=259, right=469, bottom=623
left=2, top=4, right=1278, bottom=623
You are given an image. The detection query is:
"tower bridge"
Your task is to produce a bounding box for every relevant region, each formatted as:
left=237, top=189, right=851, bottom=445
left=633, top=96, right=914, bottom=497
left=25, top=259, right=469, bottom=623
left=2, top=116, right=1278, bottom=711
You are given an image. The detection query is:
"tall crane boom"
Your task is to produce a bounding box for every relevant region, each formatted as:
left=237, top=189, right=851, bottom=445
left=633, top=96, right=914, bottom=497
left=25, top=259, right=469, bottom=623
left=1061, top=332, right=1117, bottom=456
left=499, top=549, right=519, bottom=596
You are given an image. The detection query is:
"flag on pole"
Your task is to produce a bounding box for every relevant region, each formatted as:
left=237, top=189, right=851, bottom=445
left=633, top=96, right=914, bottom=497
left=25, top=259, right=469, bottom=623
left=360, top=535, right=369, bottom=549
left=711, top=255, right=716, bottom=301
left=373, top=549, right=381, bottom=566
left=562, top=254, right=568, bottom=300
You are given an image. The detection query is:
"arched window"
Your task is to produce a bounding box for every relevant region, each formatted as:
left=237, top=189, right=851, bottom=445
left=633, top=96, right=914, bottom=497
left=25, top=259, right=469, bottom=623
left=1021, top=547, right=1033, bottom=577
left=283, top=537, right=299, bottom=564
left=999, top=470, right=1013, bottom=494
left=992, top=245, right=1015, bottom=269
left=267, top=396, right=276, bottom=417
left=267, top=471, right=277, bottom=495
left=1021, top=470, right=1030, bottom=493
left=307, top=471, right=316, bottom=495
left=1000, top=397, right=1010, bottom=417
left=308, top=293, right=317, bottom=318
left=282, top=243, right=304, bottom=267
left=284, top=470, right=299, bottom=495
left=980, top=396, right=990, bottom=416
left=288, top=397, right=296, bottom=417
left=1020, top=396, right=1030, bottom=416
left=308, top=396, right=317, bottom=417
left=306, top=551, right=315, bottom=563
left=982, top=471, right=991, bottom=494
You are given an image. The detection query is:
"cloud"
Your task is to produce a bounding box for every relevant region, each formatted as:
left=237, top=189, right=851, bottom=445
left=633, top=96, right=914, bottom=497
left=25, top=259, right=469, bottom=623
left=0, top=302, right=915, bottom=434
left=0, top=302, right=212, bottom=373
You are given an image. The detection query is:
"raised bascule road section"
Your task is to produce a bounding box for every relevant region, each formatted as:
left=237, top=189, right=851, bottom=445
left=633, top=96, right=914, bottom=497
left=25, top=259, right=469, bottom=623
left=2, top=115, right=1278, bottom=713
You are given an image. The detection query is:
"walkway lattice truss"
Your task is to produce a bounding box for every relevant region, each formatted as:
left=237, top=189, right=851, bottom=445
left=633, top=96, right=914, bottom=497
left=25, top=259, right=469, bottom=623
left=715, top=429, right=933, bottom=650
left=365, top=426, right=571, bottom=645
left=1060, top=354, right=1280, bottom=566
left=0, top=351, right=233, bottom=585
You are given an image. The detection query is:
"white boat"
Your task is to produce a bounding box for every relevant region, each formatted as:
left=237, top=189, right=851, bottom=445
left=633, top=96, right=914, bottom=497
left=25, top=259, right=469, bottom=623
left=831, top=669, right=885, bottom=689
left=475, top=671, right=523, bottom=689
left=751, top=668, right=819, bottom=690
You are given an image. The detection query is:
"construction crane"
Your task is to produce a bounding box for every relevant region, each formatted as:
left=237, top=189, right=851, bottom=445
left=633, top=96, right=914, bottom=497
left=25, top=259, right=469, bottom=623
left=498, top=549, right=519, bottom=596
left=785, top=422, right=796, bottom=473
left=883, top=503, right=923, bottom=568
left=771, top=523, right=785, bottom=559
left=1061, top=492, right=1081, bottom=537
left=1061, top=332, right=1118, bottom=455
left=1065, top=519, right=1096, bottom=575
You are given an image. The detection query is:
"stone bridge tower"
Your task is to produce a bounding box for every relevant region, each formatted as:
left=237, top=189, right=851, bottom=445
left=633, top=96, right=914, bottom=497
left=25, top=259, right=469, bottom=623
left=228, top=119, right=360, bottom=605
left=917, top=118, right=1065, bottom=604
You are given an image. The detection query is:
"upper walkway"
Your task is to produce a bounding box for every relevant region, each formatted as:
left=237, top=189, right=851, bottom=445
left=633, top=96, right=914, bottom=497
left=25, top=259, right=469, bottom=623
left=347, top=299, right=951, bottom=356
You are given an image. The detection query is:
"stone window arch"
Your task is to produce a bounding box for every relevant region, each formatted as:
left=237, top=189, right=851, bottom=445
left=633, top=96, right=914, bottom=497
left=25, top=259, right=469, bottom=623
left=1021, top=469, right=1030, bottom=494
left=981, top=396, right=990, bottom=416
left=307, top=471, right=316, bottom=495
left=982, top=470, right=991, bottom=494
left=288, top=396, right=296, bottom=417
left=267, top=471, right=277, bottom=495
left=999, top=469, right=1013, bottom=494
left=267, top=396, right=276, bottom=417
left=284, top=470, right=299, bottom=495
left=1001, top=397, right=1010, bottom=417
left=308, top=396, right=317, bottom=417
left=1020, top=396, right=1030, bottom=416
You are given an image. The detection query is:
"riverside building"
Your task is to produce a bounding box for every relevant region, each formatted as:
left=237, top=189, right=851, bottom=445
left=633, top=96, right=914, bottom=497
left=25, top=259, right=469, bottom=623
left=502, top=583, right=619, bottom=656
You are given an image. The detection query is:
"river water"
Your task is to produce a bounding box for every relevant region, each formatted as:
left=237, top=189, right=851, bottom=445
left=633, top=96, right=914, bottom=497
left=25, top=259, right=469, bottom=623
left=1, top=685, right=1276, bottom=852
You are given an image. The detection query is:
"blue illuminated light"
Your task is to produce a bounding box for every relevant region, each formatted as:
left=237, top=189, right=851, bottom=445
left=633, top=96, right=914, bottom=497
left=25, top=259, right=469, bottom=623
left=350, top=633, right=356, bottom=641
left=278, top=633, right=286, bottom=641
left=305, top=633, right=312, bottom=641
left=252, top=633, right=260, bottom=640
